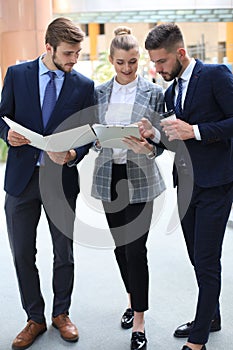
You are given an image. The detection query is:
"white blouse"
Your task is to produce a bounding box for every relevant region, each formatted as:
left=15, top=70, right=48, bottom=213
left=105, top=76, right=138, bottom=164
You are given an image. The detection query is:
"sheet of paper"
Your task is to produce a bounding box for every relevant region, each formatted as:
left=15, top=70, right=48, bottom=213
left=93, top=124, right=140, bottom=149
left=2, top=116, right=96, bottom=152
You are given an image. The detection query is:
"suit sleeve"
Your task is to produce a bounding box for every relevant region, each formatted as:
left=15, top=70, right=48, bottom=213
left=198, top=65, right=233, bottom=141
left=0, top=67, right=13, bottom=143
left=148, top=84, right=166, bottom=156
left=69, top=80, right=96, bottom=166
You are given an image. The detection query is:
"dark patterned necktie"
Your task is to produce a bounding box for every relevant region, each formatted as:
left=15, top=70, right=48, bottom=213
left=174, top=78, right=183, bottom=117
left=42, top=71, right=56, bottom=127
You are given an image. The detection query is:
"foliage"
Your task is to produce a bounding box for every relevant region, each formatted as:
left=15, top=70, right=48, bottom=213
left=0, top=139, right=8, bottom=162
left=92, top=52, right=115, bottom=84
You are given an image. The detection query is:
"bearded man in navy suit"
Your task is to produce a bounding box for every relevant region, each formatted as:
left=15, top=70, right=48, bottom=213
left=132, top=23, right=233, bottom=350
left=0, top=17, right=94, bottom=349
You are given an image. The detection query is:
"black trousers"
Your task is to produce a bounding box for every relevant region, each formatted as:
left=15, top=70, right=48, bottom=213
left=177, top=175, right=233, bottom=344
left=5, top=167, right=76, bottom=323
left=103, top=164, right=153, bottom=312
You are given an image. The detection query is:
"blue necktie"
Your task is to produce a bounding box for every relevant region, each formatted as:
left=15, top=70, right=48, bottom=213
left=174, top=78, right=183, bottom=117
left=42, top=71, right=57, bottom=127
left=39, top=71, right=56, bottom=165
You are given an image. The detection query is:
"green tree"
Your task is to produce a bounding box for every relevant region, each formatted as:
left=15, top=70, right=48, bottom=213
left=92, top=51, right=115, bottom=84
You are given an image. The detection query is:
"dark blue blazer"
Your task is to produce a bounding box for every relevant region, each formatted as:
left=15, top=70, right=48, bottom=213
left=0, top=58, right=95, bottom=196
left=164, top=59, right=233, bottom=188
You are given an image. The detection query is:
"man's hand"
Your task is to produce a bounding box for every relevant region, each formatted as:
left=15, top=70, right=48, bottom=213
left=160, top=119, right=195, bottom=141
left=138, top=118, right=155, bottom=139
left=123, top=136, right=154, bottom=154
left=47, top=149, right=76, bottom=165
left=7, top=129, right=30, bottom=147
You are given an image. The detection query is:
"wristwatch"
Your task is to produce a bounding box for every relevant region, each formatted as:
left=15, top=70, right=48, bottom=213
left=146, top=146, right=157, bottom=160
left=93, top=139, right=102, bottom=152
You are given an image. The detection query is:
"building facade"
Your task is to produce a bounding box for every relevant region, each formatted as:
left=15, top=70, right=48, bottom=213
left=0, top=0, right=233, bottom=84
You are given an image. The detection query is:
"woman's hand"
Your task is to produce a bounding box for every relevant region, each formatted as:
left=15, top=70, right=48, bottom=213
left=138, top=118, right=155, bottom=139
left=123, top=135, right=154, bottom=155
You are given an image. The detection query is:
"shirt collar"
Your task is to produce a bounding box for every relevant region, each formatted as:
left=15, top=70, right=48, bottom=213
left=39, top=54, right=64, bottom=79
left=112, top=76, right=138, bottom=93
left=179, top=58, right=196, bottom=83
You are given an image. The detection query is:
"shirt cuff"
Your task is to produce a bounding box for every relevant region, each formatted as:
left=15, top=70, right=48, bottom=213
left=151, top=127, right=161, bottom=144
left=193, top=125, right=201, bottom=140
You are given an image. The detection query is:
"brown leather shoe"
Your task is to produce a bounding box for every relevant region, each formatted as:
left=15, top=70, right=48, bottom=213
left=12, top=320, right=47, bottom=350
left=52, top=314, right=79, bottom=342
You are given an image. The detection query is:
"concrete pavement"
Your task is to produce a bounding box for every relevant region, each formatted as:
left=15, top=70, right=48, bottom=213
left=0, top=151, right=233, bottom=350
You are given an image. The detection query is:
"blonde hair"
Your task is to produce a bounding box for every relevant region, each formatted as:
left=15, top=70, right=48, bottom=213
left=109, top=26, right=139, bottom=57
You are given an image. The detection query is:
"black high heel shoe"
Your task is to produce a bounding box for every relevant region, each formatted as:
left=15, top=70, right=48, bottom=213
left=121, top=308, right=134, bottom=329
left=131, top=331, right=147, bottom=350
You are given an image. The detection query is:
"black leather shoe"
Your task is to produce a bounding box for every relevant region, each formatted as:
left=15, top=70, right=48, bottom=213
left=121, top=308, right=134, bottom=329
left=174, top=317, right=221, bottom=338
left=131, top=331, right=147, bottom=350
left=182, top=346, right=206, bottom=350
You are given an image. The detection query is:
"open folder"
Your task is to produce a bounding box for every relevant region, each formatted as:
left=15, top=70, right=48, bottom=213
left=2, top=117, right=140, bottom=151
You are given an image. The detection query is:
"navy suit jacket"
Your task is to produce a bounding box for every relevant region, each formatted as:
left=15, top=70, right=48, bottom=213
left=164, top=59, right=233, bottom=188
left=0, top=58, right=95, bottom=197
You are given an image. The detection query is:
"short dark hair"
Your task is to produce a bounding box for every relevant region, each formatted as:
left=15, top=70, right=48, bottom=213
left=45, top=17, right=85, bottom=50
left=145, top=23, right=184, bottom=52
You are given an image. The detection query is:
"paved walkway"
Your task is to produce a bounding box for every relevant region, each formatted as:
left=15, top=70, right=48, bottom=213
left=0, top=151, right=233, bottom=350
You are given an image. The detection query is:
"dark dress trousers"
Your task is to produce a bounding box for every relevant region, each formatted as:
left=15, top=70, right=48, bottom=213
left=0, top=58, right=95, bottom=322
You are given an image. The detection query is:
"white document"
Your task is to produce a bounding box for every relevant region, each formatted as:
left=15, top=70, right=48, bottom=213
left=92, top=124, right=140, bottom=149
left=3, top=117, right=141, bottom=151
left=2, top=116, right=96, bottom=152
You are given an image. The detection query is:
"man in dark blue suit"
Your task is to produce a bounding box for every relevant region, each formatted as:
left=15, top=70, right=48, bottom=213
left=0, top=17, right=95, bottom=349
left=138, top=23, right=233, bottom=350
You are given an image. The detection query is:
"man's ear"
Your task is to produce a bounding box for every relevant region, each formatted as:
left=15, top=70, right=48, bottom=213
left=45, top=43, right=53, bottom=54
left=176, top=48, right=186, bottom=59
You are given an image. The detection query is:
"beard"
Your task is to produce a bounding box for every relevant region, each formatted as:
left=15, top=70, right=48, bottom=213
left=52, top=53, right=73, bottom=73
left=162, top=59, right=183, bottom=81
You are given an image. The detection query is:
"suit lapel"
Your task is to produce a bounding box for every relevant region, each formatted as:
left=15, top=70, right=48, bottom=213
left=25, top=59, right=75, bottom=134
left=96, top=79, right=113, bottom=124
left=44, top=71, right=79, bottom=132
left=25, top=59, right=44, bottom=131
left=131, top=76, right=152, bottom=123
left=165, top=60, right=203, bottom=121
left=183, top=60, right=202, bottom=121
left=165, top=82, right=175, bottom=112
left=96, top=76, right=154, bottom=124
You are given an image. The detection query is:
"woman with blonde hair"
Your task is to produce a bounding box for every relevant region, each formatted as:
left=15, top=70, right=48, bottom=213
left=92, top=26, right=165, bottom=349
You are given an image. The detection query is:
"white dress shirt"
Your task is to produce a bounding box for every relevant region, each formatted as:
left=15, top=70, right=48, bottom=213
left=176, top=58, right=201, bottom=140
left=39, top=55, right=64, bottom=106
left=105, top=76, right=138, bottom=163
left=152, top=58, right=201, bottom=143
